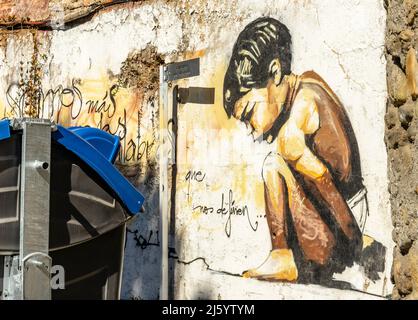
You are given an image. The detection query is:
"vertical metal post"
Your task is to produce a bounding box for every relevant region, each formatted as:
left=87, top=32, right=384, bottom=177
left=19, top=118, right=52, bottom=300
left=159, top=66, right=169, bottom=300
left=159, top=59, right=203, bottom=300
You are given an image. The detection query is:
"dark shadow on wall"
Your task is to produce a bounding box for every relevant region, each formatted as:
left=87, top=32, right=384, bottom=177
left=120, top=178, right=161, bottom=300
left=360, top=241, right=387, bottom=282
left=190, top=283, right=217, bottom=300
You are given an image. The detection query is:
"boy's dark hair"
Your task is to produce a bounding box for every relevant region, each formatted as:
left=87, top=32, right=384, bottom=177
left=223, top=17, right=292, bottom=118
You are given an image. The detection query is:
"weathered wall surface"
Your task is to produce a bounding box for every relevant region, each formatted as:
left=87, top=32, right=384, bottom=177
left=169, top=0, right=392, bottom=299
left=385, top=0, right=418, bottom=300
left=0, top=0, right=175, bottom=300
left=0, top=0, right=400, bottom=299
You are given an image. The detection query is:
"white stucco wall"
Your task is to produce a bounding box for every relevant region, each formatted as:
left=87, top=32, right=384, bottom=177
left=171, top=0, right=392, bottom=299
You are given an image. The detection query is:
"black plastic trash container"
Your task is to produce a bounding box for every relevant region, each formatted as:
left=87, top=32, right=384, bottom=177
left=0, top=124, right=143, bottom=300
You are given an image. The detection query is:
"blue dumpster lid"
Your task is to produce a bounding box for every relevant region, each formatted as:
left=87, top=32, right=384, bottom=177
left=0, top=119, right=144, bottom=215
left=67, top=126, right=121, bottom=163
left=0, top=119, right=11, bottom=141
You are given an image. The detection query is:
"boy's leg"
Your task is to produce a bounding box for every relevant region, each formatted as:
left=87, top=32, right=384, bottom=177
left=242, top=153, right=336, bottom=281
left=296, top=170, right=363, bottom=260
left=263, top=164, right=288, bottom=250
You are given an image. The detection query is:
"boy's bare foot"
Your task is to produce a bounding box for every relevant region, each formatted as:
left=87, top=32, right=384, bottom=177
left=362, top=234, right=374, bottom=249
left=242, top=249, right=298, bottom=282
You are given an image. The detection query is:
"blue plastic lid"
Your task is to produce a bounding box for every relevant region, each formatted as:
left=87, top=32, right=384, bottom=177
left=0, top=119, right=144, bottom=215
left=68, top=126, right=120, bottom=164
left=53, top=125, right=145, bottom=215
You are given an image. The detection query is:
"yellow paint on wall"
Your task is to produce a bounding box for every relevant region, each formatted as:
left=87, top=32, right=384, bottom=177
left=174, top=52, right=269, bottom=233
left=1, top=69, right=157, bottom=168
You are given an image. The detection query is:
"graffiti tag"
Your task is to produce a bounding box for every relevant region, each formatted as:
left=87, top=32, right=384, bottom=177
left=192, top=189, right=258, bottom=237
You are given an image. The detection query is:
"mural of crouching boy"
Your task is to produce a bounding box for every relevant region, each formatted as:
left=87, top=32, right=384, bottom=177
left=223, top=17, right=369, bottom=283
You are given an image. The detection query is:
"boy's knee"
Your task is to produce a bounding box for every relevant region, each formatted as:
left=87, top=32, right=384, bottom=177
left=262, top=153, right=288, bottom=181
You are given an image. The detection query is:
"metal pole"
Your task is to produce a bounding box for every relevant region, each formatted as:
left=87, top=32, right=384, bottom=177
left=158, top=58, right=202, bottom=300
left=19, top=118, right=52, bottom=300
left=159, top=66, right=169, bottom=300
